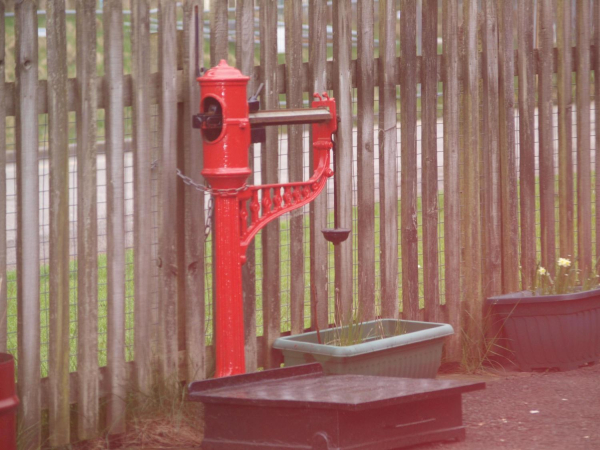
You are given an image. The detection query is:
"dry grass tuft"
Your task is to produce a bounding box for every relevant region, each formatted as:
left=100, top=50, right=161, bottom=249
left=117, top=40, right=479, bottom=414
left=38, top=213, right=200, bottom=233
left=73, top=374, right=204, bottom=449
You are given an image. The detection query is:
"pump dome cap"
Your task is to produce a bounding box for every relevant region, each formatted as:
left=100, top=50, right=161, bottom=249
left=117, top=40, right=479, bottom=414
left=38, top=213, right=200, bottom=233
left=201, top=60, right=250, bottom=82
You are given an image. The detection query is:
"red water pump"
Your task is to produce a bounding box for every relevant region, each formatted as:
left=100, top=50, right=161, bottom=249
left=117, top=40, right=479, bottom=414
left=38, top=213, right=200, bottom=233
left=188, top=60, right=341, bottom=377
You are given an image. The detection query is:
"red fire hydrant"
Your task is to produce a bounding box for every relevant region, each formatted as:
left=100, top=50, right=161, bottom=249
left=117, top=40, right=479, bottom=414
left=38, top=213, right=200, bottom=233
left=193, top=60, right=337, bottom=378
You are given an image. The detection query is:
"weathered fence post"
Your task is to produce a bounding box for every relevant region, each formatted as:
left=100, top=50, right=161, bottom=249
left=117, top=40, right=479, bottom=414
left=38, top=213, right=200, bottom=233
left=104, top=0, right=126, bottom=434
left=236, top=0, right=257, bottom=374
left=0, top=0, right=6, bottom=354
left=16, top=0, right=41, bottom=446
left=497, top=0, right=519, bottom=294
left=460, top=0, right=483, bottom=360
left=517, top=0, right=537, bottom=290
left=158, top=0, right=179, bottom=381
left=260, top=0, right=281, bottom=369
left=538, top=0, right=556, bottom=274
left=309, top=0, right=329, bottom=331
left=285, top=0, right=305, bottom=335
left=182, top=0, right=206, bottom=382
left=356, top=0, right=376, bottom=322
left=76, top=0, right=99, bottom=438
left=378, top=0, right=399, bottom=319
left=442, top=0, right=461, bottom=361
left=576, top=0, right=592, bottom=278
left=47, top=0, right=70, bottom=444
left=400, top=0, right=419, bottom=321
left=421, top=0, right=440, bottom=323
left=332, top=0, right=353, bottom=322
left=557, top=0, right=574, bottom=263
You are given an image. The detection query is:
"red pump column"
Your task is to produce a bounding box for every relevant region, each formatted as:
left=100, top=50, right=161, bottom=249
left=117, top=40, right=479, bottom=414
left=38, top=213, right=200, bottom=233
left=198, top=61, right=251, bottom=377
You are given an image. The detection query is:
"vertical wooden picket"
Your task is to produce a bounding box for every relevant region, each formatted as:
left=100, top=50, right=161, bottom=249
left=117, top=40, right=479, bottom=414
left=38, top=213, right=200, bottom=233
left=356, top=0, right=376, bottom=321
left=47, top=0, right=70, bottom=445
left=557, top=0, right=574, bottom=262
left=576, top=0, right=592, bottom=277
left=595, top=0, right=600, bottom=265
left=309, top=0, right=329, bottom=330
left=481, top=0, right=502, bottom=299
left=517, top=0, right=537, bottom=289
left=260, top=0, right=280, bottom=369
left=132, top=0, right=153, bottom=395
left=378, top=0, right=399, bottom=319
left=76, top=0, right=99, bottom=439
left=182, top=0, right=205, bottom=382
left=158, top=0, right=179, bottom=380
left=332, top=0, right=353, bottom=322
left=0, top=0, right=6, bottom=353
left=497, top=0, right=519, bottom=294
left=236, top=0, right=257, bottom=373
left=460, top=0, right=482, bottom=353
left=442, top=0, right=461, bottom=360
left=15, top=1, right=41, bottom=446
left=538, top=0, right=556, bottom=274
left=400, top=0, right=419, bottom=320
left=210, top=0, right=229, bottom=65
left=285, top=0, right=305, bottom=334
left=421, top=0, right=439, bottom=323
left=104, top=0, right=126, bottom=434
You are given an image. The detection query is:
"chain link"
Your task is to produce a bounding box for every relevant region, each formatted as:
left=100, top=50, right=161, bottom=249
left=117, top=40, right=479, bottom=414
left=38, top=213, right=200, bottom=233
left=176, top=168, right=248, bottom=241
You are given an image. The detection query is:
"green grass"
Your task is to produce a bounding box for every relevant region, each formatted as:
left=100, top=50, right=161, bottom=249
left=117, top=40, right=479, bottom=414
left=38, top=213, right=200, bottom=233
left=4, top=169, right=598, bottom=377
left=5, top=250, right=135, bottom=377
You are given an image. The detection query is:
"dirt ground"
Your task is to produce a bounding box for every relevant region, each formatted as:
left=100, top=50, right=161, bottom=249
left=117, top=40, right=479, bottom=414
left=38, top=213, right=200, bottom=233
left=75, top=363, right=600, bottom=449
left=416, top=363, right=600, bottom=450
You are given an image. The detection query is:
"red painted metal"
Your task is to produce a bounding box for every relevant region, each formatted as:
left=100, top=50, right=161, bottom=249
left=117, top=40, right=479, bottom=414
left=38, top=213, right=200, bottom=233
left=197, top=61, right=336, bottom=377
left=0, top=353, right=19, bottom=450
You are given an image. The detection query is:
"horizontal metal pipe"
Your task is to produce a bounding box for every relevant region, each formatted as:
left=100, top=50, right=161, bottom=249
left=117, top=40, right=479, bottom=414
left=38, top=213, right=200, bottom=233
left=248, top=108, right=331, bottom=126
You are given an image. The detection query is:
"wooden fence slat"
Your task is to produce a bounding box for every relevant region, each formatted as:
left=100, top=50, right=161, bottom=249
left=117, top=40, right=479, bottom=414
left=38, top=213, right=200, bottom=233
left=400, top=0, right=419, bottom=321
left=442, top=0, right=461, bottom=360
left=557, top=0, right=574, bottom=262
left=15, top=1, right=41, bottom=446
left=181, top=0, right=205, bottom=382
left=379, top=0, right=399, bottom=319
left=481, top=0, right=502, bottom=299
left=236, top=0, right=257, bottom=374
left=210, top=0, right=229, bottom=65
left=309, top=0, right=329, bottom=332
left=260, top=0, right=280, bottom=369
left=47, top=0, right=70, bottom=444
left=332, top=0, right=353, bottom=322
left=158, top=0, right=179, bottom=380
left=421, top=0, right=439, bottom=323
left=538, top=0, right=556, bottom=274
left=518, top=0, right=537, bottom=289
left=460, top=0, right=482, bottom=356
left=0, top=0, right=7, bottom=352
left=497, top=0, right=519, bottom=294
left=596, top=0, right=600, bottom=266
left=76, top=0, right=99, bottom=440
left=356, top=0, right=375, bottom=322
left=104, top=0, right=126, bottom=434
left=132, top=0, right=153, bottom=396
left=285, top=0, right=305, bottom=334
left=577, top=0, right=592, bottom=277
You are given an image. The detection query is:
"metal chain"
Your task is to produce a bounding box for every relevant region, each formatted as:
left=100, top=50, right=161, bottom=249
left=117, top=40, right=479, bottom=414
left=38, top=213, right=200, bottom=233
left=204, top=196, right=213, bottom=241
left=176, top=168, right=248, bottom=241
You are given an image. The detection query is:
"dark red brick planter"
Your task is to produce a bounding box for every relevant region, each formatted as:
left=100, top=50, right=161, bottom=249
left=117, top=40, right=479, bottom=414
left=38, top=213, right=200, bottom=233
left=487, top=289, right=600, bottom=371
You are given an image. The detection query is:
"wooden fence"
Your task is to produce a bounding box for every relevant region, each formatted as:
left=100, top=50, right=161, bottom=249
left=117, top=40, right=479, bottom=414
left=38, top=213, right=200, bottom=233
left=1, top=0, right=599, bottom=447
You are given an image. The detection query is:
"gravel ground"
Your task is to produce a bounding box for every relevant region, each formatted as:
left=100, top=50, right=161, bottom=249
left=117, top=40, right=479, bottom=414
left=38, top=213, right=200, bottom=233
left=415, top=363, right=600, bottom=450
